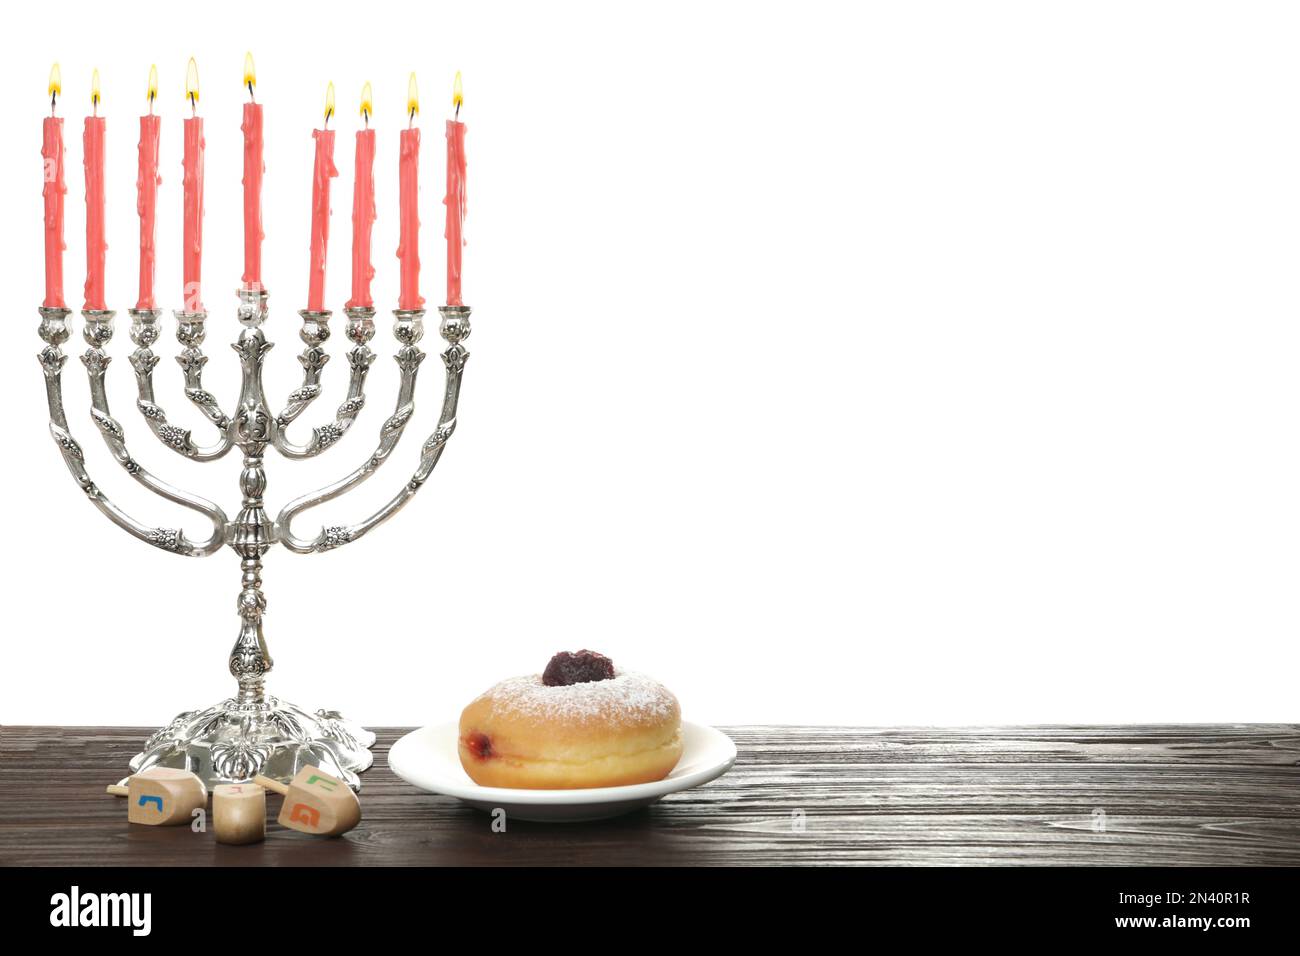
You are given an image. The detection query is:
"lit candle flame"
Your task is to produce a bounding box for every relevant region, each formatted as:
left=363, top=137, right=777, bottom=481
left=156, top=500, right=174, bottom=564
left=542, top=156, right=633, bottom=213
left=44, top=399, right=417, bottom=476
left=452, top=70, right=463, bottom=117
left=324, top=81, right=335, bottom=125
left=360, top=81, right=373, bottom=123
left=186, top=57, right=200, bottom=109
left=49, top=62, right=61, bottom=111
left=91, top=68, right=101, bottom=113
left=407, top=72, right=419, bottom=122
left=147, top=64, right=159, bottom=109
left=244, top=52, right=256, bottom=99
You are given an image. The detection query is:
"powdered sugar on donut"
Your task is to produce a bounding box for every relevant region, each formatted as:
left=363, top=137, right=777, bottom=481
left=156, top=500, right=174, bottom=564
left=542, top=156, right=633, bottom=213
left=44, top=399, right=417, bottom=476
left=479, top=670, right=678, bottom=726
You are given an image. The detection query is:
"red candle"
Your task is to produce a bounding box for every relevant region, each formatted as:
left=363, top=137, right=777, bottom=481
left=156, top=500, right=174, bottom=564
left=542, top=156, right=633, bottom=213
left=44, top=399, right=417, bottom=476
left=444, top=72, right=467, bottom=307
left=83, top=69, right=107, bottom=312
left=307, top=83, right=338, bottom=313
left=397, top=72, right=423, bottom=311
left=347, top=82, right=377, bottom=310
left=181, top=58, right=204, bottom=314
left=41, top=64, right=67, bottom=310
left=241, top=53, right=265, bottom=292
left=136, top=66, right=161, bottom=311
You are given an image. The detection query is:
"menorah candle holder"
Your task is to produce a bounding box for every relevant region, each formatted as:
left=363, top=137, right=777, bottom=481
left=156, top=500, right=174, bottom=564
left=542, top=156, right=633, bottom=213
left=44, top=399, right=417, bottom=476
left=37, top=286, right=471, bottom=790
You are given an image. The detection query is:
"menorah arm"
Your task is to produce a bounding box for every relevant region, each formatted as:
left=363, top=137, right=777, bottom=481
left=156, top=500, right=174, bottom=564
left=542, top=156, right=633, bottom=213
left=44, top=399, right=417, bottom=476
left=128, top=308, right=235, bottom=462
left=270, top=308, right=376, bottom=459
left=276, top=307, right=470, bottom=554
left=38, top=308, right=227, bottom=557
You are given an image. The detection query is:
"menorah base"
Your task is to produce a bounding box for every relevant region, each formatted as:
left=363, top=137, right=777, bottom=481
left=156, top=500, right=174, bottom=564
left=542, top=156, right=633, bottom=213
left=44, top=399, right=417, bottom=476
left=127, top=696, right=376, bottom=792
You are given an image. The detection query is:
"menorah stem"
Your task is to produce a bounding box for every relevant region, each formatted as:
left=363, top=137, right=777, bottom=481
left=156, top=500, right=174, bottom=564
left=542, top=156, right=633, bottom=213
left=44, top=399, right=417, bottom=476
left=227, top=292, right=278, bottom=704
left=233, top=558, right=271, bottom=703
left=229, top=449, right=274, bottom=705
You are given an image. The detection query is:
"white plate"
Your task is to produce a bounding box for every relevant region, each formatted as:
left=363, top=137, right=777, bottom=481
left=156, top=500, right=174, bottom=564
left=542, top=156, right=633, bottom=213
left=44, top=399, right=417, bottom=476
left=388, top=721, right=737, bottom=822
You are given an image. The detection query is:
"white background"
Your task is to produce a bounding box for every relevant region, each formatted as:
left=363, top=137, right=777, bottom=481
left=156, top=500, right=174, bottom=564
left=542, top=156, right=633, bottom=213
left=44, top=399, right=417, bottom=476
left=3, top=0, right=1296, bottom=726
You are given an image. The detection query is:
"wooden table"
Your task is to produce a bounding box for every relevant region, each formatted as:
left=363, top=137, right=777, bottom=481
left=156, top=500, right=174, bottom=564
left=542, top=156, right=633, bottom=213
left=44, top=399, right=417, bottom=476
left=2, top=724, right=1297, bottom=866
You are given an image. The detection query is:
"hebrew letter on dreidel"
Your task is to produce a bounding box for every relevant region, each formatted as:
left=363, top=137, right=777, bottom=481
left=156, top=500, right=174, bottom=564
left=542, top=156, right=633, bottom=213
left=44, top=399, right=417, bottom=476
left=289, top=804, right=321, bottom=828
left=213, top=783, right=267, bottom=845
left=254, top=765, right=361, bottom=837
left=107, top=767, right=208, bottom=826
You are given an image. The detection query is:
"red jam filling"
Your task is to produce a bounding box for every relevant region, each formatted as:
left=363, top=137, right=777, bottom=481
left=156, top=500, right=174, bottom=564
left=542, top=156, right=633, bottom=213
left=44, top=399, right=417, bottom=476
left=465, top=731, right=493, bottom=760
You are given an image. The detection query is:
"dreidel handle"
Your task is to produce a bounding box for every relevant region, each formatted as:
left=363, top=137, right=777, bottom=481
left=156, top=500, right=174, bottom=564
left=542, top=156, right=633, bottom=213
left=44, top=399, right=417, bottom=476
left=253, top=774, right=290, bottom=796
left=105, top=783, right=129, bottom=797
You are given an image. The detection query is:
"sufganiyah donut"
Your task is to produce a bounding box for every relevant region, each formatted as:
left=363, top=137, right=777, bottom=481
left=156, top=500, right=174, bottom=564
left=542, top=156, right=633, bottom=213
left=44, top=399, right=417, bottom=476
left=458, top=651, right=683, bottom=789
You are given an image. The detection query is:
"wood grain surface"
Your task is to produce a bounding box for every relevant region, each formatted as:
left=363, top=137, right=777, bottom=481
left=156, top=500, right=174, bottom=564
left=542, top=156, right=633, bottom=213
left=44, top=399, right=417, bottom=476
left=2, top=724, right=1297, bottom=866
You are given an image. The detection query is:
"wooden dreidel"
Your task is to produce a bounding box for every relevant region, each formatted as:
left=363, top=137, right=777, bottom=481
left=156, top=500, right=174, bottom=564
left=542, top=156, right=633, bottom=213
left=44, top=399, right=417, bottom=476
left=212, top=783, right=267, bottom=845
left=253, top=767, right=360, bottom=837
left=105, top=767, right=207, bottom=826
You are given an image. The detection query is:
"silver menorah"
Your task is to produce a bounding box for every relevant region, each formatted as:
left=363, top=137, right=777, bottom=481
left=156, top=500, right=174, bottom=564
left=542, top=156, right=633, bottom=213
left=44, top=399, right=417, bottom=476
left=37, top=286, right=471, bottom=789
